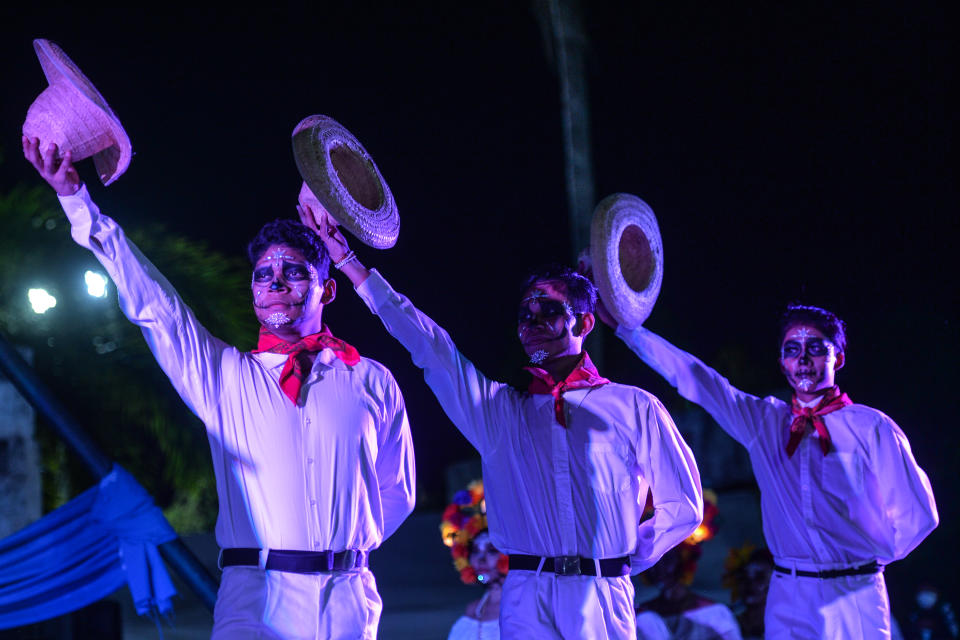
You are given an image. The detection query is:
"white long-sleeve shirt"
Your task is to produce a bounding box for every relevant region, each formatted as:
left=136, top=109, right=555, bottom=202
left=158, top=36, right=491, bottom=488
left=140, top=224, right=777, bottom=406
left=59, top=185, right=416, bottom=553
left=617, top=325, right=938, bottom=567
left=356, top=271, right=702, bottom=570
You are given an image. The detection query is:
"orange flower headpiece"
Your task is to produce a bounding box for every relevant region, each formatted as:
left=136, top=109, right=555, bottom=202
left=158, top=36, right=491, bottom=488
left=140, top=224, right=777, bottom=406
left=440, top=479, right=509, bottom=584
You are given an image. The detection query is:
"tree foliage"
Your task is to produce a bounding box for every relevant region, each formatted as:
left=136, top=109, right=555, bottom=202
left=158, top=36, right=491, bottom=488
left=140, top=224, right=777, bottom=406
left=0, top=179, right=255, bottom=533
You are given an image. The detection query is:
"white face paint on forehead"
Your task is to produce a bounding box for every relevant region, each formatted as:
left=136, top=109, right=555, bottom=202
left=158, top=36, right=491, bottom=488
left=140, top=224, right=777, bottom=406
left=525, top=288, right=550, bottom=299
left=792, top=327, right=816, bottom=340
left=268, top=248, right=296, bottom=263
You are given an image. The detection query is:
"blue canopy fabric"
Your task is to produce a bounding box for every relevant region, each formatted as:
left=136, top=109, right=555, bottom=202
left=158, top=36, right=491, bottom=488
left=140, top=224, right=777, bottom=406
left=0, top=464, right=177, bottom=629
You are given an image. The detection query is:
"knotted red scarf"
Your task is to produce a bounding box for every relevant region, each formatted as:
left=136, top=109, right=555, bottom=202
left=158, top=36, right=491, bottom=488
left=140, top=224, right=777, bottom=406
left=525, top=353, right=610, bottom=427
left=252, top=326, right=360, bottom=404
left=785, top=386, right=852, bottom=457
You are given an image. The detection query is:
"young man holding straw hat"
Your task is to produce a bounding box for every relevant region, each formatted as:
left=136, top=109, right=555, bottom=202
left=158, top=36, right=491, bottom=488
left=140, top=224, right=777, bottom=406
left=22, top=137, right=416, bottom=640
left=598, top=300, right=938, bottom=639
left=580, top=189, right=938, bottom=638
left=300, top=201, right=703, bottom=639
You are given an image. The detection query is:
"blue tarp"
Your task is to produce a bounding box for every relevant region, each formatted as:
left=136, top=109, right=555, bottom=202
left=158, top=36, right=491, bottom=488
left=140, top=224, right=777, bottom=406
left=0, top=464, right=177, bottom=629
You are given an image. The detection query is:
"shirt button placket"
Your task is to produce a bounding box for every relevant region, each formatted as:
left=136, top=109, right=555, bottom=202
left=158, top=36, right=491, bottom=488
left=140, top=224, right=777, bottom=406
left=303, top=413, right=318, bottom=549
left=554, top=400, right=576, bottom=554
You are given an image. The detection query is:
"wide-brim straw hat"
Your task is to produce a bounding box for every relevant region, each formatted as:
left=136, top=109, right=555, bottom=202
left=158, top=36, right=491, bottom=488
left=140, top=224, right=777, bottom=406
left=22, top=39, right=132, bottom=186
left=590, top=193, right=664, bottom=329
left=292, top=115, right=399, bottom=249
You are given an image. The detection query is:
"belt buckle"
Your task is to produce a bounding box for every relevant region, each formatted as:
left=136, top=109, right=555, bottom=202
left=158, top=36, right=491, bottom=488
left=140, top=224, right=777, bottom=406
left=555, top=555, right=581, bottom=576
left=338, top=549, right=357, bottom=570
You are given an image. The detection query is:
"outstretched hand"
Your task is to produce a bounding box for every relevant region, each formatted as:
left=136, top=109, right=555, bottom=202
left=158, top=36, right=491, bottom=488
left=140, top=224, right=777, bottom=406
left=298, top=197, right=371, bottom=287
left=297, top=201, right=350, bottom=263
left=22, top=136, right=80, bottom=196
left=577, top=255, right=619, bottom=330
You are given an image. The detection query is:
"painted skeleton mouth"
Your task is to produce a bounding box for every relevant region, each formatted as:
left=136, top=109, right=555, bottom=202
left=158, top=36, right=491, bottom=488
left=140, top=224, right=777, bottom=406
left=522, top=328, right=564, bottom=344
left=254, top=300, right=306, bottom=310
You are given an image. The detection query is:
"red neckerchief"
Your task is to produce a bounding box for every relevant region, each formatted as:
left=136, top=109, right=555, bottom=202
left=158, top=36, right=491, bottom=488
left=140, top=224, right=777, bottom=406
left=252, top=326, right=360, bottom=404
left=525, top=352, right=610, bottom=427
left=786, top=386, right=852, bottom=457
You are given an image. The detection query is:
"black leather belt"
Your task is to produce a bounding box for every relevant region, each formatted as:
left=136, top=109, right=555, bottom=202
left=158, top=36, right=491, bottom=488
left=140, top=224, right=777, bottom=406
left=773, top=560, right=880, bottom=579
left=508, top=554, right=631, bottom=577
left=220, top=548, right=368, bottom=573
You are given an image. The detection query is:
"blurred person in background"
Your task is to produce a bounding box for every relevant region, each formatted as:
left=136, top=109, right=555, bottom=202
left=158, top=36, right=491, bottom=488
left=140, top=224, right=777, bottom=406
left=441, top=480, right=508, bottom=640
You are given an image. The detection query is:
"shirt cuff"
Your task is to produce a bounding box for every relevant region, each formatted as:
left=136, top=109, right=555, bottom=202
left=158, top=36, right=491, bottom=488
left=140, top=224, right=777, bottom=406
left=355, top=268, right=393, bottom=312
left=57, top=183, right=99, bottom=247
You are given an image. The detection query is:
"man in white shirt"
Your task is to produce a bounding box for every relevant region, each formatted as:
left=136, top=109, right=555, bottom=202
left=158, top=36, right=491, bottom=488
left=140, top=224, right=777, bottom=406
left=604, top=300, right=938, bottom=639
left=23, top=137, right=416, bottom=640
left=300, top=203, right=703, bottom=639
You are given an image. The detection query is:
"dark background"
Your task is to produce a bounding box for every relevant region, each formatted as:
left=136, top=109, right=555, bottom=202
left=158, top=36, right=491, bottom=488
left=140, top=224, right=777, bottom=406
left=1, top=0, right=955, bottom=620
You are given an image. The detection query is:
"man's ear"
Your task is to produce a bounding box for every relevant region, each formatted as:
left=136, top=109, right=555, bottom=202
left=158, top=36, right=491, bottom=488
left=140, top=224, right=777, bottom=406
left=574, top=312, right=596, bottom=338
left=321, top=278, right=337, bottom=304
left=834, top=350, right=845, bottom=371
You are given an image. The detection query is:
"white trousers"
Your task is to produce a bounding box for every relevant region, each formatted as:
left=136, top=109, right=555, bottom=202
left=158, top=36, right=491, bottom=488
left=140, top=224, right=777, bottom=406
left=499, top=570, right=637, bottom=639
left=765, top=568, right=891, bottom=639
left=211, top=566, right=382, bottom=640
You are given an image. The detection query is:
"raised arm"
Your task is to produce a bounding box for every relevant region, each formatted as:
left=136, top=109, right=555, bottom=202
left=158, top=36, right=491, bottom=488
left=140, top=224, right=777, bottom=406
left=22, top=138, right=227, bottom=423
left=615, top=325, right=774, bottom=448
left=300, top=201, right=513, bottom=453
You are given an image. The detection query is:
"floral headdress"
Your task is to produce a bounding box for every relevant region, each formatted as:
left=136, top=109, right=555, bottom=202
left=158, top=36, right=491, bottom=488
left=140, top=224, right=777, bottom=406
left=440, top=479, right=509, bottom=584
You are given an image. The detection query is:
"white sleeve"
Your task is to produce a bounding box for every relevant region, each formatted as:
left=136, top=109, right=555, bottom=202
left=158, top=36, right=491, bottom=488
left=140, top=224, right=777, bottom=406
left=355, top=270, right=516, bottom=454
left=616, top=325, right=772, bottom=448
left=58, top=185, right=228, bottom=423
left=631, top=393, right=704, bottom=573
left=868, top=414, right=938, bottom=562
left=376, top=370, right=416, bottom=540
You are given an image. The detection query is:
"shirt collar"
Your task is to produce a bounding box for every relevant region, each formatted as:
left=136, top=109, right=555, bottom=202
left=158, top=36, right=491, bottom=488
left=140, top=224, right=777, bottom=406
left=254, top=348, right=348, bottom=371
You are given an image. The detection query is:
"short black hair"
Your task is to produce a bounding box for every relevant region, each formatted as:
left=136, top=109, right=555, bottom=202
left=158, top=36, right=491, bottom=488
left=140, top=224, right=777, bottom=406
left=247, top=219, right=330, bottom=280
left=779, top=304, right=847, bottom=354
left=520, top=264, right=598, bottom=314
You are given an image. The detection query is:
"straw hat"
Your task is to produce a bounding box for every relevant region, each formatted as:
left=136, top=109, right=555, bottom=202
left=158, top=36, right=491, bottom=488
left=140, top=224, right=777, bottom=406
left=292, top=115, right=399, bottom=249
left=22, top=39, right=132, bottom=186
left=589, top=193, right=663, bottom=329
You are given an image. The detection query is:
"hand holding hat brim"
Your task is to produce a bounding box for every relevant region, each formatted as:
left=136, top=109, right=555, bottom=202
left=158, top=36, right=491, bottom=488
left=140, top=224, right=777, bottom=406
left=22, top=39, right=131, bottom=186
left=292, top=115, right=399, bottom=249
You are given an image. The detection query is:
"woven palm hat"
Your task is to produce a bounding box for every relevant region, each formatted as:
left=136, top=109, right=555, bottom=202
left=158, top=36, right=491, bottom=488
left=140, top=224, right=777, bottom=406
left=590, top=193, right=664, bottom=329
left=22, top=39, right=132, bottom=186
left=292, top=115, right=399, bottom=249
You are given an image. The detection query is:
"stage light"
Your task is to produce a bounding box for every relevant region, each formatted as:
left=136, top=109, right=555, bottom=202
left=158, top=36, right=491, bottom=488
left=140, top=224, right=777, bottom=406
left=84, top=271, right=108, bottom=298
left=28, top=288, right=57, bottom=314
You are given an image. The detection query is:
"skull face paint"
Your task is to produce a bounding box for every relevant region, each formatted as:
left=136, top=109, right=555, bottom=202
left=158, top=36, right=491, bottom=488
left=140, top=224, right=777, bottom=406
left=265, top=311, right=292, bottom=327
left=468, top=532, right=506, bottom=586
left=529, top=349, right=549, bottom=365
left=252, top=243, right=328, bottom=336
left=779, top=324, right=844, bottom=401
left=516, top=280, right=584, bottom=365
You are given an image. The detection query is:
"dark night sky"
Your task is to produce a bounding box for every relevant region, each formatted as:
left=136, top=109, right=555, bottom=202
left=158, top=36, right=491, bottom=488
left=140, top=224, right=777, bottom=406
left=2, top=0, right=956, bottom=605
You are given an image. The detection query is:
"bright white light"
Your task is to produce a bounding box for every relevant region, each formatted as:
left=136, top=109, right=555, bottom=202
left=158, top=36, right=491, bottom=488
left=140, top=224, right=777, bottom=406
left=84, top=271, right=109, bottom=298
left=28, top=288, right=57, bottom=314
